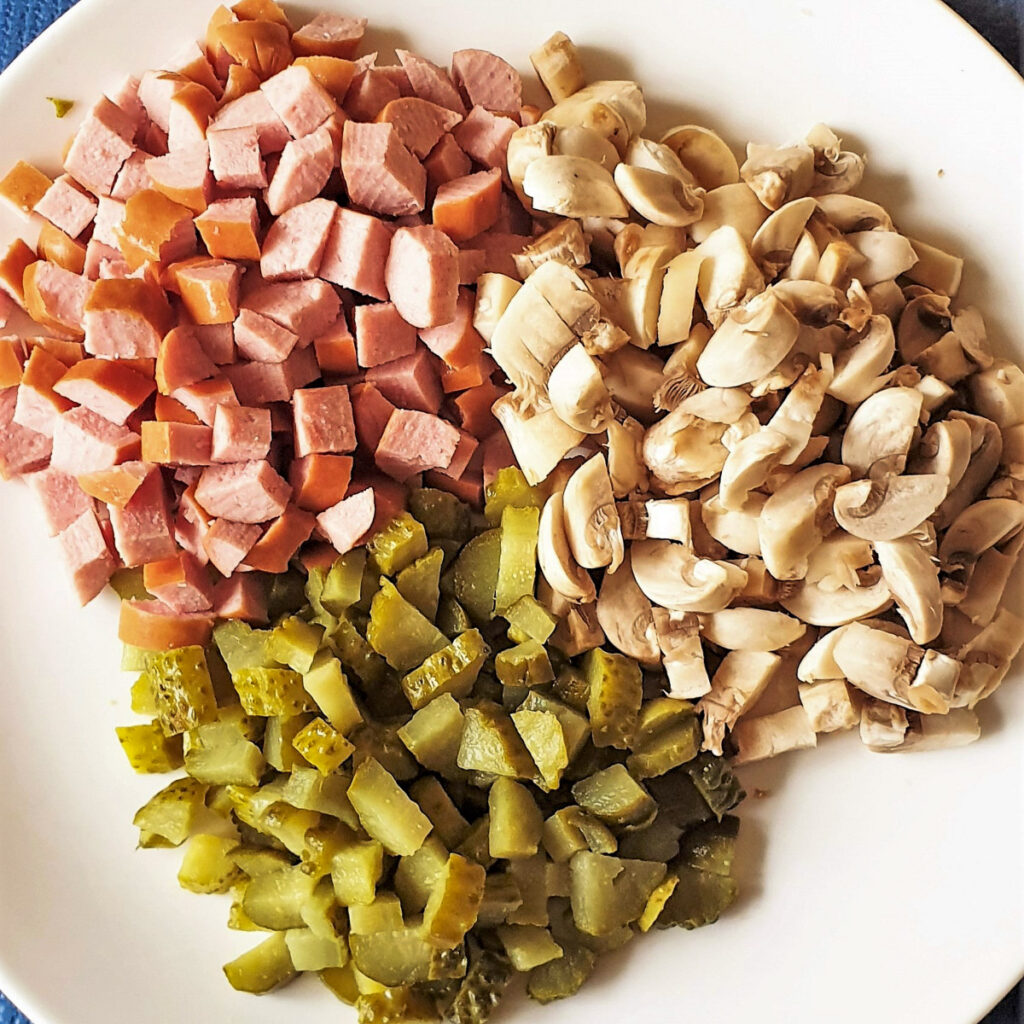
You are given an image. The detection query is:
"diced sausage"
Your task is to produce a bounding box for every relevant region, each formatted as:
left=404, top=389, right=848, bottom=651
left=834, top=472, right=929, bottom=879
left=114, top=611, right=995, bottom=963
left=444, top=429, right=481, bottom=480
left=294, top=56, right=357, bottom=102
left=23, top=262, right=89, bottom=337
left=213, top=20, right=293, bottom=83
left=266, top=123, right=335, bottom=215
left=242, top=278, right=342, bottom=343
left=384, top=225, right=459, bottom=329
left=452, top=106, right=518, bottom=171
left=432, top=168, right=502, bottom=242
left=154, top=394, right=202, bottom=425
left=174, top=259, right=242, bottom=325
left=166, top=82, right=218, bottom=153
left=207, top=126, right=269, bottom=189
left=353, top=302, right=417, bottom=368
left=172, top=375, right=239, bottom=425
left=289, top=453, right=353, bottom=512
left=260, top=197, right=337, bottom=281
left=51, top=406, right=141, bottom=473
left=63, top=97, right=137, bottom=197
left=451, top=49, right=523, bottom=115
left=118, top=599, right=215, bottom=650
left=316, top=488, right=375, bottom=554
left=440, top=350, right=497, bottom=394
left=243, top=504, right=317, bottom=572
left=196, top=196, right=262, bottom=261
left=0, top=337, right=26, bottom=388
left=212, top=404, right=272, bottom=462
left=0, top=160, right=53, bottom=216
left=222, top=346, right=320, bottom=404
left=109, top=465, right=177, bottom=567
left=33, top=175, right=99, bottom=239
left=262, top=64, right=338, bottom=140
left=59, top=507, right=117, bottom=605
left=464, top=231, right=531, bottom=278
left=213, top=574, right=268, bottom=623
left=53, top=357, right=155, bottom=424
left=204, top=518, right=262, bottom=575
left=424, top=134, right=472, bottom=193
left=349, top=471, right=407, bottom=536
left=0, top=386, right=51, bottom=479
left=418, top=287, right=485, bottom=368
left=423, top=462, right=483, bottom=506
left=292, top=384, right=356, bottom=457
left=195, top=459, right=291, bottom=523
left=396, top=50, right=466, bottom=116
left=145, top=143, right=213, bottom=214
left=481, top=430, right=517, bottom=486
left=341, top=121, right=425, bottom=217
left=91, top=197, right=126, bottom=249
left=156, top=325, right=218, bottom=394
left=375, top=408, right=461, bottom=481
left=364, top=346, right=443, bottom=414
left=291, top=12, right=366, bottom=59
left=137, top=70, right=189, bottom=133
left=76, top=460, right=151, bottom=508
left=27, top=465, right=94, bottom=536
left=457, top=248, right=486, bottom=286
left=344, top=68, right=401, bottom=122
left=143, top=550, right=215, bottom=613
left=36, top=223, right=87, bottom=276
left=193, top=323, right=236, bottom=365
left=114, top=189, right=197, bottom=270
left=0, top=238, right=35, bottom=305
left=14, top=346, right=75, bottom=437
left=141, top=420, right=214, bottom=465
left=210, top=91, right=292, bottom=156
left=234, top=307, right=300, bottom=363
left=313, top=316, right=357, bottom=375
left=350, top=381, right=396, bottom=452
left=84, top=276, right=175, bottom=358
left=166, top=39, right=223, bottom=99
left=110, top=150, right=152, bottom=201
left=377, top=97, right=463, bottom=160
left=319, top=208, right=394, bottom=300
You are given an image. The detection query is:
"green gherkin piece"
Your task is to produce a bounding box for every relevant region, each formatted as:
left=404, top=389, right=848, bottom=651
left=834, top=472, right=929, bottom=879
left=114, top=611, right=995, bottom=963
left=568, top=851, right=667, bottom=936
left=368, top=580, right=449, bottom=673
left=116, top=721, right=183, bottom=773
left=300, top=874, right=346, bottom=940
left=677, top=815, right=740, bottom=877
left=506, top=852, right=550, bottom=926
left=394, top=835, right=450, bottom=915
left=436, top=595, right=472, bottom=638
left=303, top=649, right=364, bottom=736
left=184, top=714, right=266, bottom=786
left=331, top=614, right=390, bottom=688
left=242, top=865, right=318, bottom=929
left=350, top=721, right=420, bottom=781
left=488, top=777, right=543, bottom=860
left=294, top=717, right=356, bottom=775
left=526, top=943, right=596, bottom=1004
left=350, top=926, right=465, bottom=988
left=233, top=666, right=313, bottom=717
left=122, top=643, right=149, bottom=672
left=133, top=776, right=207, bottom=848
left=223, top=931, right=298, bottom=994
left=129, top=671, right=156, bottom=713
left=423, top=853, right=486, bottom=949
left=452, top=529, right=502, bottom=625
left=367, top=513, right=429, bottom=576
left=145, top=646, right=217, bottom=736
left=348, top=757, right=433, bottom=856
left=178, top=834, right=242, bottom=894
left=684, top=752, right=746, bottom=819
left=410, top=776, right=470, bottom=849
left=398, top=694, right=466, bottom=776
left=231, top=845, right=294, bottom=879
left=266, top=570, right=307, bottom=620
left=582, top=648, right=641, bottom=749
left=396, top=547, right=444, bottom=621
left=355, top=556, right=383, bottom=615
left=302, top=820, right=359, bottom=879
left=402, top=630, right=489, bottom=710
left=497, top=924, right=563, bottom=972
left=494, top=505, right=539, bottom=613
left=321, top=550, right=368, bottom=615
left=331, top=833, right=385, bottom=907
left=494, top=640, right=554, bottom=688
left=572, top=764, right=657, bottom=831
left=109, top=567, right=151, bottom=601
left=356, top=987, right=440, bottom=1023
left=504, top=595, right=557, bottom=645
left=627, top=716, right=702, bottom=779
left=477, top=872, right=523, bottom=927
left=285, top=927, right=347, bottom=971
left=448, top=948, right=514, bottom=1024
left=258, top=802, right=321, bottom=857
left=518, top=691, right=590, bottom=762
left=410, top=487, right=471, bottom=542
left=484, top=466, right=544, bottom=526
left=553, top=666, right=590, bottom=713
left=457, top=705, right=535, bottom=779
left=511, top=710, right=568, bottom=790
left=635, top=697, right=696, bottom=740
left=454, top=817, right=494, bottom=869
left=349, top=892, right=405, bottom=934
left=321, top=963, right=360, bottom=1004
left=213, top=621, right=272, bottom=675
left=656, top=863, right=738, bottom=929
left=269, top=616, right=325, bottom=674
left=263, top=713, right=315, bottom=772
left=541, top=807, right=617, bottom=863
left=282, top=768, right=359, bottom=829
left=616, top=816, right=683, bottom=862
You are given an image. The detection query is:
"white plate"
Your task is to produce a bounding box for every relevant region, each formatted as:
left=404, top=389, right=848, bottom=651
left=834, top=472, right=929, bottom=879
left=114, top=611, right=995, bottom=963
left=0, top=2, right=1021, bottom=1022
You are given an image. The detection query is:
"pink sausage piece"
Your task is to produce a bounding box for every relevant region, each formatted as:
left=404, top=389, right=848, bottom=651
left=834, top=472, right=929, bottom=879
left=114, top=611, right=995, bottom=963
left=444, top=429, right=481, bottom=480
left=266, top=123, right=335, bottom=216
left=452, top=106, right=518, bottom=171
left=111, top=151, right=152, bottom=200
left=143, top=421, right=215, bottom=466
left=109, top=73, right=148, bottom=142
left=28, top=465, right=94, bottom=537
left=195, top=460, right=291, bottom=524
left=293, top=384, right=356, bottom=457
left=222, top=347, right=320, bottom=405
left=210, top=91, right=291, bottom=155
left=262, top=65, right=338, bottom=140
left=451, top=49, right=523, bottom=115
left=234, top=308, right=301, bottom=364
left=424, top=134, right=472, bottom=192
left=212, top=404, right=272, bottom=463
left=378, top=97, right=463, bottom=160
left=172, top=376, right=239, bottom=426
left=353, top=302, right=417, bottom=368
left=341, top=121, right=426, bottom=217
left=208, top=126, right=268, bottom=190
left=137, top=71, right=187, bottom=134
left=396, top=50, right=466, bottom=116
left=33, top=175, right=99, bottom=239
left=58, top=507, right=117, bottom=605
left=384, top=225, right=460, bottom=329
left=350, top=381, right=396, bottom=452
left=91, top=197, right=126, bottom=249
left=193, top=323, right=236, bottom=366
left=243, top=279, right=341, bottom=343
left=157, top=326, right=218, bottom=394
left=0, top=387, right=51, bottom=480
left=64, top=97, right=137, bottom=197
left=259, top=198, right=337, bottom=282
left=146, top=550, right=215, bottom=615
left=292, top=12, right=367, bottom=60
left=54, top=360, right=155, bottom=426
left=213, top=573, right=268, bottom=623
left=203, top=518, right=263, bottom=576
left=109, top=466, right=176, bottom=568
left=51, top=406, right=141, bottom=475
left=344, top=68, right=401, bottom=122
left=364, top=346, right=443, bottom=414
left=319, top=208, right=394, bottom=301
left=374, top=408, right=460, bottom=482
left=26, top=263, right=90, bottom=338
left=317, top=488, right=376, bottom=555
left=146, top=143, right=213, bottom=212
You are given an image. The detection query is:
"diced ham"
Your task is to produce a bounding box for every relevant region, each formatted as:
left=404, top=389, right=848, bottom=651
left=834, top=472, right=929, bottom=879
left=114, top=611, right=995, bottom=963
left=58, top=507, right=117, bottom=605
left=364, top=346, right=443, bottom=414
left=91, top=197, right=126, bottom=249
left=222, top=346, right=320, bottom=404
left=481, top=429, right=517, bottom=485
left=453, top=106, right=518, bottom=171
left=444, top=429, right=481, bottom=480
left=423, top=461, right=483, bottom=506
left=376, top=97, right=462, bottom=160
left=174, top=259, right=242, bottom=325
left=51, top=406, right=141, bottom=474
left=440, top=350, right=496, bottom=393
left=289, top=453, right=353, bottom=512
left=341, top=121, right=425, bottom=217
left=110, top=150, right=152, bottom=201
left=384, top=225, right=459, bottom=329
left=114, top=189, right=197, bottom=270
left=375, top=408, right=460, bottom=482
left=143, top=550, right=215, bottom=613
left=156, top=326, right=218, bottom=394
left=108, top=74, right=148, bottom=141
left=349, top=471, right=408, bottom=536
left=83, top=277, right=174, bottom=359
left=194, top=323, right=236, bottom=365
left=213, top=573, right=268, bottom=622
left=451, top=49, right=522, bottom=115
left=53, top=358, right=155, bottom=424
left=166, top=82, right=218, bottom=153
left=353, top=302, right=417, bottom=368
left=344, top=68, right=401, bottom=122
left=455, top=379, right=508, bottom=438
left=319, top=208, right=393, bottom=300
left=0, top=238, right=35, bottom=305
left=28, top=465, right=94, bottom=536
left=419, top=287, right=486, bottom=368
left=457, top=248, right=486, bottom=285
left=0, top=160, right=52, bottom=215
left=209, top=91, right=291, bottom=155
left=243, top=504, right=317, bottom=572
left=262, top=64, right=338, bottom=139
left=266, top=123, right=335, bottom=215
left=172, top=376, right=239, bottom=425
left=23, top=263, right=89, bottom=337
left=424, top=134, right=473, bottom=193
left=291, top=12, right=366, bottom=59
left=350, top=381, right=396, bottom=451
left=63, top=97, right=137, bottom=197
left=109, top=465, right=177, bottom=567
left=260, top=198, right=337, bottom=281
left=195, top=196, right=262, bottom=261
left=242, top=278, right=342, bottom=343
left=118, top=598, right=215, bottom=650
left=234, top=307, right=300, bottom=363
left=396, top=50, right=466, bottom=116
left=77, top=460, right=150, bottom=508
left=464, top=231, right=531, bottom=278
left=155, top=394, right=202, bottom=425
left=166, top=39, right=223, bottom=99
left=137, top=70, right=189, bottom=133
left=141, top=420, right=214, bottom=465
left=432, top=168, right=502, bottom=242
left=145, top=143, right=213, bottom=214
left=33, top=176, right=99, bottom=239
left=14, top=346, right=75, bottom=437
left=0, top=386, right=51, bottom=480
left=299, top=542, right=339, bottom=572
left=292, top=385, right=356, bottom=457
left=376, top=65, right=413, bottom=98
left=316, top=488, right=375, bottom=554
left=313, top=316, right=358, bottom=375
left=207, top=126, right=268, bottom=189
left=195, top=460, right=291, bottom=523
left=212, top=404, right=272, bottom=462
left=0, top=337, right=26, bottom=388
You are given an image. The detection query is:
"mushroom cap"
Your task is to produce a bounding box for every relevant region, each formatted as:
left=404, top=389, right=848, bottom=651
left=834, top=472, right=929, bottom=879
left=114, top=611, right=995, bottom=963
left=601, top=344, right=664, bottom=424
left=562, top=454, right=624, bottom=571
left=694, top=224, right=766, bottom=323
left=828, top=315, right=897, bottom=405
left=804, top=532, right=874, bottom=590
left=596, top=552, right=661, bottom=665
left=832, top=473, right=949, bottom=541
left=771, top=279, right=846, bottom=326
left=523, top=155, right=629, bottom=219
left=740, top=141, right=815, bottom=210
left=690, top=183, right=769, bottom=244
left=907, top=419, right=973, bottom=493
left=506, top=120, right=556, bottom=210
left=553, top=124, right=620, bottom=169
left=832, top=622, right=921, bottom=710
left=797, top=624, right=854, bottom=682
left=845, top=231, right=917, bottom=286
left=896, top=291, right=952, bottom=362
left=780, top=569, right=893, bottom=626
left=782, top=230, right=821, bottom=282
left=967, top=360, right=1024, bottom=429
left=660, top=124, right=740, bottom=191
left=699, top=607, right=807, bottom=651
left=750, top=196, right=817, bottom=278
left=718, top=428, right=788, bottom=511
left=816, top=194, right=893, bottom=232
left=537, top=489, right=596, bottom=603
left=493, top=394, right=586, bottom=486
left=934, top=411, right=1003, bottom=529
left=625, top=136, right=697, bottom=186
left=547, top=345, right=615, bottom=434
left=938, top=497, right=1024, bottom=570
left=631, top=539, right=748, bottom=612
left=840, top=386, right=924, bottom=476
left=767, top=359, right=834, bottom=463
left=874, top=536, right=943, bottom=644
left=903, top=237, right=964, bottom=297
left=614, top=163, right=704, bottom=228
left=701, top=491, right=766, bottom=556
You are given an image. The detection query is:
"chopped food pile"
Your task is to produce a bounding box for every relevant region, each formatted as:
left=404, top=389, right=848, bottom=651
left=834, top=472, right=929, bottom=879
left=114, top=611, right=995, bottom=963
left=0, top=0, right=1022, bottom=1021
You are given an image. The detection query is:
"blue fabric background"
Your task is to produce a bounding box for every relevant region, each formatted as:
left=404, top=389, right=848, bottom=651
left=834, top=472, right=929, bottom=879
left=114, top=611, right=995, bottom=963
left=0, top=0, right=1019, bottom=1021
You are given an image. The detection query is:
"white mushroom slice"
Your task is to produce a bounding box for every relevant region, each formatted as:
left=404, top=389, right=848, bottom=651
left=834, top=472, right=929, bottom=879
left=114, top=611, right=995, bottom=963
left=601, top=344, right=664, bottom=423
left=491, top=282, right=575, bottom=386
left=915, top=374, right=955, bottom=414
left=606, top=416, right=648, bottom=498
left=896, top=291, right=951, bottom=361
left=782, top=230, right=820, bottom=281
left=934, top=411, right=1003, bottom=528
left=732, top=706, right=818, bottom=764
left=938, top=497, right=1024, bottom=571
left=596, top=553, right=660, bottom=665
left=526, top=259, right=600, bottom=337
left=701, top=491, right=766, bottom=556
left=758, top=462, right=851, bottom=579
left=845, top=231, right=918, bottom=286
left=699, top=608, right=806, bottom=651
left=740, top=142, right=815, bottom=210
left=551, top=601, right=606, bottom=657
left=547, top=345, right=614, bottom=434
left=996, top=427, right=1024, bottom=479
left=832, top=473, right=948, bottom=541
left=694, top=225, right=765, bottom=326
left=907, top=419, right=973, bottom=494
left=874, top=537, right=943, bottom=644
left=562, top=454, right=623, bottom=571
left=493, top=394, right=585, bottom=485
left=530, top=31, right=586, bottom=104
left=780, top=569, right=893, bottom=626
left=953, top=607, right=1024, bottom=707
left=690, top=182, right=769, bottom=244
left=956, top=531, right=1024, bottom=626
left=903, top=237, right=964, bottom=297
left=621, top=244, right=674, bottom=348
left=796, top=624, right=854, bottom=682
left=865, top=279, right=906, bottom=321
left=631, top=539, right=748, bottom=612
left=698, top=650, right=782, bottom=754
left=804, top=534, right=873, bottom=591
left=652, top=608, right=711, bottom=699
left=473, top=274, right=521, bottom=343
left=514, top=220, right=592, bottom=279
left=523, top=156, right=629, bottom=219
left=832, top=622, right=925, bottom=711
left=542, top=80, right=646, bottom=151
left=767, top=359, right=834, bottom=463
left=644, top=497, right=694, bottom=544
left=815, top=194, right=894, bottom=232
left=696, top=290, right=799, bottom=387
left=859, top=698, right=909, bottom=751
left=537, top=490, right=596, bottom=604
left=839, top=279, right=873, bottom=333
left=840, top=386, right=924, bottom=476
left=750, top=196, right=818, bottom=279
left=717, top=429, right=789, bottom=511
left=614, top=164, right=704, bottom=228
left=951, top=306, right=992, bottom=369
left=813, top=240, right=864, bottom=289
left=655, top=325, right=712, bottom=410
left=660, top=125, right=739, bottom=190
left=625, top=136, right=696, bottom=186
left=581, top=318, right=631, bottom=357
left=553, top=124, right=620, bottom=169
left=883, top=709, right=981, bottom=753
left=828, top=315, right=897, bottom=405
left=906, top=650, right=961, bottom=714
left=771, top=279, right=846, bottom=326
left=506, top=121, right=556, bottom=194
left=913, top=330, right=976, bottom=385
left=805, top=124, right=865, bottom=196
left=798, top=680, right=858, bottom=733
left=656, top=251, right=704, bottom=347
left=968, top=360, right=1024, bottom=428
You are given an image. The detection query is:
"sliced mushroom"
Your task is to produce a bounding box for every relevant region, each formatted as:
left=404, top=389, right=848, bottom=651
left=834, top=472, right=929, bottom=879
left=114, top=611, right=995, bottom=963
left=750, top=196, right=817, bottom=279
left=644, top=497, right=694, bottom=543
left=551, top=600, right=606, bottom=657
left=771, top=279, right=846, bottom=326
left=580, top=317, right=631, bottom=357
left=804, top=533, right=874, bottom=591
left=859, top=698, right=909, bottom=751
left=951, top=306, right=992, bottom=369
left=553, top=124, right=620, bottom=169
left=655, top=324, right=711, bottom=409
left=506, top=121, right=556, bottom=212
left=767, top=359, right=834, bottom=463
left=660, top=124, right=740, bottom=190
left=701, top=489, right=766, bottom=555
left=562, top=454, right=624, bottom=572
left=839, top=280, right=873, bottom=333
left=614, top=164, right=704, bottom=227
left=601, top=344, right=665, bottom=424
left=796, top=624, right=854, bottom=682
left=694, top=224, right=765, bottom=324
left=845, top=231, right=918, bottom=286
left=731, top=555, right=795, bottom=607
left=934, top=411, right=1003, bottom=528
left=523, top=155, right=629, bottom=219
left=473, top=273, right=522, bottom=343
left=956, top=531, right=1024, bottom=626
left=782, top=230, right=821, bottom=281
left=937, top=497, right=1024, bottom=571
left=832, top=473, right=948, bottom=541
left=493, top=393, right=585, bottom=485
left=625, top=136, right=697, bottom=186
left=953, top=607, right=1024, bottom=707
left=968, top=360, right=1024, bottom=428
left=740, top=141, right=815, bottom=210
left=805, top=124, right=865, bottom=197
left=596, top=552, right=661, bottom=665
left=866, top=280, right=907, bottom=322
left=903, top=237, right=964, bottom=297
left=840, top=386, right=924, bottom=476
left=732, top=705, right=818, bottom=764
left=527, top=258, right=600, bottom=334
left=874, top=536, right=943, bottom=643
left=490, top=282, right=574, bottom=394
left=814, top=240, right=865, bottom=290
left=530, top=31, right=586, bottom=104
left=537, top=490, right=597, bottom=604
left=798, top=679, right=859, bottom=733
left=514, top=220, right=592, bottom=279
left=656, top=251, right=704, bottom=347
left=907, top=419, right=972, bottom=494
left=896, top=291, right=951, bottom=362
left=631, top=538, right=748, bottom=612
left=652, top=607, right=711, bottom=699
left=833, top=623, right=923, bottom=711
left=780, top=568, right=893, bottom=626
left=698, top=649, right=782, bottom=754
left=827, top=315, right=897, bottom=405
left=717, top=429, right=788, bottom=511
left=542, top=80, right=645, bottom=153
left=815, top=194, right=893, bottom=233
left=690, top=183, right=769, bottom=244
left=699, top=608, right=806, bottom=651
left=606, top=416, right=649, bottom=498
left=620, top=244, right=673, bottom=348
left=880, top=708, right=981, bottom=752
left=547, top=345, right=614, bottom=434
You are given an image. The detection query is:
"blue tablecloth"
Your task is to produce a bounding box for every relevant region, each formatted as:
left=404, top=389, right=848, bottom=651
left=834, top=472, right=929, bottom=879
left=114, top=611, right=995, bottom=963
left=0, top=1, right=1020, bottom=1022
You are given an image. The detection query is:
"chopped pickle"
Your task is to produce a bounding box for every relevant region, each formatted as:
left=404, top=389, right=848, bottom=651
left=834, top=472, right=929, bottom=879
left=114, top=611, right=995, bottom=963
left=129, top=671, right=156, bottom=713
left=526, top=943, right=596, bottom=1004
left=47, top=96, right=74, bottom=118
left=227, top=886, right=267, bottom=932
left=242, top=865, right=318, bottom=929
left=331, top=614, right=390, bottom=688
left=494, top=639, right=554, bottom=688
left=348, top=757, right=433, bottom=856
left=349, top=892, right=405, bottom=934
left=293, top=717, right=356, bottom=775
left=484, top=466, right=544, bottom=526
left=572, top=764, right=658, bottom=831
left=300, top=875, right=347, bottom=940
left=457, top=704, right=536, bottom=779
left=368, top=580, right=449, bottom=673
left=627, top=716, right=701, bottom=778
left=302, top=649, right=364, bottom=735
left=122, top=644, right=149, bottom=672
left=321, top=963, right=360, bottom=1004
left=331, top=833, right=385, bottom=907
left=116, top=721, right=184, bottom=773
left=282, top=769, right=359, bottom=829
left=616, top=816, right=683, bottom=862
left=569, top=851, right=667, bottom=935
left=184, top=714, right=266, bottom=786
left=266, top=571, right=307, bottom=621
left=497, top=925, right=563, bottom=971
left=268, top=616, right=325, bottom=674
left=423, top=853, right=486, bottom=949
left=396, top=547, right=444, bottom=620
left=504, top=595, right=557, bottom=645
left=258, top=802, right=321, bottom=857
left=223, top=931, right=298, bottom=994
left=394, top=835, right=450, bottom=914
left=488, top=777, right=543, bottom=859
left=402, top=630, right=489, bottom=710
left=477, top=872, right=523, bottom=927
left=357, top=986, right=440, bottom=1023
left=452, top=529, right=502, bottom=624
left=510, top=710, right=568, bottom=790
left=398, top=695, right=466, bottom=776
left=494, top=505, right=539, bottom=613
left=634, top=697, right=696, bottom=740
left=213, top=621, right=272, bottom=675
left=684, top=752, right=746, bottom=819
left=350, top=927, right=464, bottom=988
left=518, top=691, right=590, bottom=761
left=303, top=820, right=359, bottom=879
left=367, top=513, right=430, bottom=576
left=645, top=770, right=714, bottom=831
left=582, top=648, right=642, bottom=749
left=541, top=807, right=617, bottom=862
left=677, top=815, right=740, bottom=876
left=263, top=713, right=315, bottom=772
left=448, top=948, right=514, bottom=1024
left=321, top=551, right=368, bottom=615
left=233, top=667, right=313, bottom=717
left=350, top=721, right=420, bottom=781
left=410, top=776, right=471, bottom=849
left=553, top=666, right=590, bottom=712
left=178, top=834, right=242, bottom=894
left=146, top=646, right=218, bottom=736
left=231, top=846, right=294, bottom=879
left=454, top=816, right=494, bottom=869
left=410, top=487, right=471, bottom=542
left=109, top=568, right=151, bottom=601
left=507, top=853, right=550, bottom=927
left=637, top=874, right=680, bottom=931
left=436, top=595, right=473, bottom=638
left=285, top=927, right=347, bottom=971
left=133, top=776, right=207, bottom=847
left=657, top=863, right=739, bottom=929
